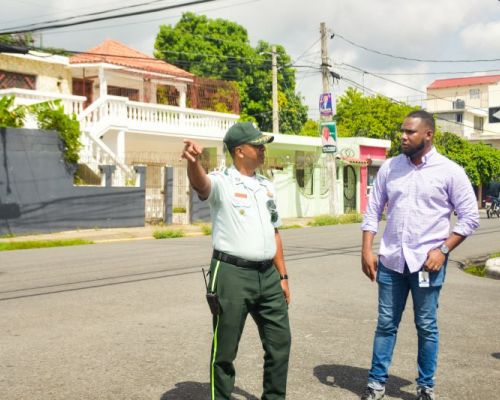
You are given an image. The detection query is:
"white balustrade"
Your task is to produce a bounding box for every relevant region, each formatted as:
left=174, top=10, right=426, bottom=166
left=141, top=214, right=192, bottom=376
left=0, top=88, right=86, bottom=115
left=1, top=89, right=238, bottom=186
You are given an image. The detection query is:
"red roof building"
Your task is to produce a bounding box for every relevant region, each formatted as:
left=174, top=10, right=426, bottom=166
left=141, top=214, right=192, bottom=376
left=427, top=75, right=500, bottom=90
left=69, top=39, right=193, bottom=79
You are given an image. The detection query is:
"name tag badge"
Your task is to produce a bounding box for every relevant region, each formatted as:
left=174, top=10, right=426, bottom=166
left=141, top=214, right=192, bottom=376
left=419, top=271, right=430, bottom=288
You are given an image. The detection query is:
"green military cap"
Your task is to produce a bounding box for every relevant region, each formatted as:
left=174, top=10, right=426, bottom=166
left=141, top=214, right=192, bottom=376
left=223, top=122, right=274, bottom=151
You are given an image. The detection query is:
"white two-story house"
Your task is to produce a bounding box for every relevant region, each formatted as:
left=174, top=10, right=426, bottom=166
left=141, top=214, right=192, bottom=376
left=1, top=39, right=390, bottom=223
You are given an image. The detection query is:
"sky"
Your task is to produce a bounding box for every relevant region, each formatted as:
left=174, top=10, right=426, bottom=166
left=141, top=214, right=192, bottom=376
left=3, top=0, right=500, bottom=119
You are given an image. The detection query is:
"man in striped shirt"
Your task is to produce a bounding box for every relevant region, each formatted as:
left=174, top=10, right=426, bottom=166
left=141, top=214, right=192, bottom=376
left=360, top=110, right=479, bottom=400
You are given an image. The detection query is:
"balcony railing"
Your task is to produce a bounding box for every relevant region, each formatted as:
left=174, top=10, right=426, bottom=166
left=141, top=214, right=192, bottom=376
left=79, top=95, right=238, bottom=138
left=0, top=88, right=86, bottom=115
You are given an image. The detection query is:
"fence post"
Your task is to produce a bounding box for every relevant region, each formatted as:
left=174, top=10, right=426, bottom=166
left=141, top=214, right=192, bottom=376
left=164, top=166, right=173, bottom=224
left=99, top=165, right=116, bottom=187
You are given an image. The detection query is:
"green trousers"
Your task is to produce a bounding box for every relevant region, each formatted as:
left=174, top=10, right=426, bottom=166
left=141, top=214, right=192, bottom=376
left=208, top=258, right=291, bottom=400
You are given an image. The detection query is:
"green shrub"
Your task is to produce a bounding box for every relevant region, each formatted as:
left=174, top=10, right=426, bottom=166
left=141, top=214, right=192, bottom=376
left=0, top=96, right=26, bottom=128
left=153, top=229, right=185, bottom=239
left=30, top=100, right=81, bottom=165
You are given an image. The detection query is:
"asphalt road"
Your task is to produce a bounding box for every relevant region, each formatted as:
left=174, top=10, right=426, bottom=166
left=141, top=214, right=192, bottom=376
left=1, top=218, right=499, bottom=400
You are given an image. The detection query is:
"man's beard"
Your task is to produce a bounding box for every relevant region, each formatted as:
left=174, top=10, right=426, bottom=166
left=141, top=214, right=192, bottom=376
left=401, top=140, right=425, bottom=157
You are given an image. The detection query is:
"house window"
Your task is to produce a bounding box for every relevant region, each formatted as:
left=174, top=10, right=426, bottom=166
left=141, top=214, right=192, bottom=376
left=456, top=113, right=463, bottom=123
left=474, top=116, right=484, bottom=132
left=0, top=69, right=36, bottom=90
left=470, top=88, right=480, bottom=99
left=108, top=85, right=139, bottom=101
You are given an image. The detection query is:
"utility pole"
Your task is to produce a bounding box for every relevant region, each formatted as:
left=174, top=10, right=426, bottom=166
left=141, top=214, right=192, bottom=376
left=272, top=45, right=279, bottom=134
left=320, top=22, right=337, bottom=215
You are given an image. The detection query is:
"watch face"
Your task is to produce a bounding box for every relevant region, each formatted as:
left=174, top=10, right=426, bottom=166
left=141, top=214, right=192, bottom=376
left=440, top=245, right=449, bottom=254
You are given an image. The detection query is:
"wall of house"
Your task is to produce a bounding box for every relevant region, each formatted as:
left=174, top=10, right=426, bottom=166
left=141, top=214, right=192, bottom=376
left=485, top=82, right=500, bottom=137
left=427, top=84, right=490, bottom=112
left=0, top=54, right=72, bottom=94
left=0, top=128, right=146, bottom=235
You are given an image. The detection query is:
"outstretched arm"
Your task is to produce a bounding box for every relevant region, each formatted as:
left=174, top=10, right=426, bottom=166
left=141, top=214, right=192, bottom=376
left=181, top=139, right=211, bottom=200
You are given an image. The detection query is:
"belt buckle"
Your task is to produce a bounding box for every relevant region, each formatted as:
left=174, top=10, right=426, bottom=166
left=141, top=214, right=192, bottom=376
left=259, top=260, right=271, bottom=272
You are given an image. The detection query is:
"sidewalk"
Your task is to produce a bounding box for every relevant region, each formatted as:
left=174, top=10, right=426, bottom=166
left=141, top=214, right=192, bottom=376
left=0, top=217, right=315, bottom=244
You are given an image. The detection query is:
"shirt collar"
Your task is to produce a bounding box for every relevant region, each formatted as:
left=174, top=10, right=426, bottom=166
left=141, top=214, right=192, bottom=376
left=406, top=146, right=437, bottom=167
left=228, top=165, right=261, bottom=190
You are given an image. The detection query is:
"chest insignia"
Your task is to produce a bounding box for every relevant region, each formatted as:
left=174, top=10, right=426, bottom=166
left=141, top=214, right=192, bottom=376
left=234, top=192, right=248, bottom=199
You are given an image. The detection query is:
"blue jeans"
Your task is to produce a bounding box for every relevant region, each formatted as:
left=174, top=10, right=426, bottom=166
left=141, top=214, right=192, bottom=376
left=368, top=261, right=446, bottom=389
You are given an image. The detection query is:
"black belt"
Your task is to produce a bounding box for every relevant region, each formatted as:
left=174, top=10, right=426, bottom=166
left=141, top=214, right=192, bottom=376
left=212, top=250, right=273, bottom=271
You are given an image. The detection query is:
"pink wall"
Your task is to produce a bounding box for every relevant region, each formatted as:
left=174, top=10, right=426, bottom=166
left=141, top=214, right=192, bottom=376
left=359, top=146, right=387, bottom=212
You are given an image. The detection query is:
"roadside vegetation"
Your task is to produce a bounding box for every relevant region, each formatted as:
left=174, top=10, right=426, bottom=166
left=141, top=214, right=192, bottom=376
left=0, top=239, right=93, bottom=251
left=463, top=251, right=500, bottom=277
left=308, top=213, right=363, bottom=226
left=153, top=229, right=185, bottom=239
left=278, top=224, right=303, bottom=230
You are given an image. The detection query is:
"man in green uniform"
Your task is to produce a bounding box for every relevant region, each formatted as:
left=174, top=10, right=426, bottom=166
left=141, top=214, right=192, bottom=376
left=181, top=122, right=291, bottom=400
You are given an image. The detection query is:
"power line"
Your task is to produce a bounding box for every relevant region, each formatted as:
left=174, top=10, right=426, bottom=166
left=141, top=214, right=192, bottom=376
left=331, top=31, right=500, bottom=63
left=1, top=0, right=172, bottom=32
left=28, top=0, right=262, bottom=37
left=0, top=0, right=219, bottom=35
left=339, top=75, right=500, bottom=137
left=334, top=63, right=500, bottom=77
left=340, top=62, right=492, bottom=115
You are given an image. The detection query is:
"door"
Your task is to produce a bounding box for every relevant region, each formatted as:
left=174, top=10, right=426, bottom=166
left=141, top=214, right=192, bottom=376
left=343, top=165, right=357, bottom=213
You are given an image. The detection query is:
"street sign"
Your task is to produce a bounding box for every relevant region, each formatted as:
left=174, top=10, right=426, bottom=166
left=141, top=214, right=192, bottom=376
left=489, top=107, right=500, bottom=123
left=320, top=121, right=337, bottom=153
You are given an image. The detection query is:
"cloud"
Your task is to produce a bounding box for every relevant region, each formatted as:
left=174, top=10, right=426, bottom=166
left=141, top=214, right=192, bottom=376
left=461, top=20, right=500, bottom=55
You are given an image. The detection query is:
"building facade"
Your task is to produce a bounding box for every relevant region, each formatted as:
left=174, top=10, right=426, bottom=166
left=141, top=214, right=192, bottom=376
left=427, top=74, right=500, bottom=149
left=1, top=40, right=390, bottom=224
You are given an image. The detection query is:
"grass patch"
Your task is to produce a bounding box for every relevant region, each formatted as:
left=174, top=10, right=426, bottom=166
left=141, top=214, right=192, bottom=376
left=0, top=239, right=93, bottom=251
left=490, top=251, right=500, bottom=258
left=153, top=229, right=185, bottom=239
left=200, top=224, right=212, bottom=236
left=308, top=213, right=363, bottom=227
left=278, top=224, right=303, bottom=230
left=464, top=265, right=486, bottom=277
left=173, top=206, right=186, bottom=213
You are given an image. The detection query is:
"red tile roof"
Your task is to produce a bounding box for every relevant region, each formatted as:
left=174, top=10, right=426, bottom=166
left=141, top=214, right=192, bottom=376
left=427, top=74, right=500, bottom=90
left=69, top=39, right=193, bottom=79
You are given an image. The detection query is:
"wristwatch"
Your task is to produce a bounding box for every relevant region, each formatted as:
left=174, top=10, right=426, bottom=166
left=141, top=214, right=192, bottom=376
left=280, top=274, right=289, bottom=280
left=439, top=244, right=449, bottom=255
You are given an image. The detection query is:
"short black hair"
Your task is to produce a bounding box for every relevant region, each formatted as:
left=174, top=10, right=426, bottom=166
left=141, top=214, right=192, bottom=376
left=406, top=110, right=435, bottom=133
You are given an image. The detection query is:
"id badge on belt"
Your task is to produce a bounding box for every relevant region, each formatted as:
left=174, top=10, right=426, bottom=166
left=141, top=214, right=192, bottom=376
left=418, top=270, right=430, bottom=288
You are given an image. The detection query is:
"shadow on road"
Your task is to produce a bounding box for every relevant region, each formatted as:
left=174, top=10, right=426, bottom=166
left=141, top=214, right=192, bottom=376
left=314, top=364, right=414, bottom=400
left=492, top=352, right=500, bottom=360
left=160, top=381, right=258, bottom=400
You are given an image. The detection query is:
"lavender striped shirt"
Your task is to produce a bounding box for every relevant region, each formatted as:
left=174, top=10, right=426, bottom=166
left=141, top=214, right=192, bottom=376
left=361, top=147, right=480, bottom=273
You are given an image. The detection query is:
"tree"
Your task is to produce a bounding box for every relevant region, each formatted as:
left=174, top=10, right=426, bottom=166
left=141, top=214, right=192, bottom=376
left=335, top=87, right=418, bottom=155
left=154, top=12, right=308, bottom=134
left=336, top=88, right=500, bottom=188
left=434, top=132, right=500, bottom=187
left=299, top=119, right=319, bottom=137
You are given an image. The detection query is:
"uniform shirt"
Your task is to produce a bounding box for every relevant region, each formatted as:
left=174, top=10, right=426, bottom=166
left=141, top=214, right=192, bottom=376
left=361, top=147, right=479, bottom=274
left=207, top=165, right=281, bottom=261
